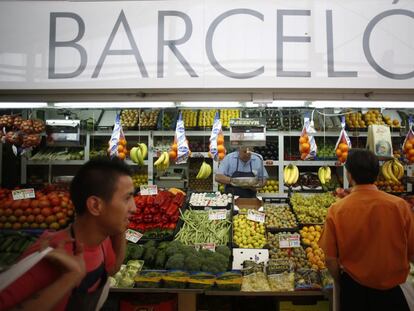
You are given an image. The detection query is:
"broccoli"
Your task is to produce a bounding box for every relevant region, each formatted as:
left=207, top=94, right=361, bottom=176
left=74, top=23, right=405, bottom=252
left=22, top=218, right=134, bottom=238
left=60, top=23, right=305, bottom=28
left=129, top=245, right=144, bottom=260
left=201, top=252, right=229, bottom=274
left=165, top=241, right=184, bottom=257
left=158, top=241, right=170, bottom=250
left=143, top=240, right=157, bottom=250
left=181, top=245, right=197, bottom=257
left=154, top=250, right=167, bottom=269
left=165, top=254, right=185, bottom=270
left=143, top=246, right=157, bottom=267
left=215, top=245, right=231, bottom=258
left=184, top=254, right=202, bottom=271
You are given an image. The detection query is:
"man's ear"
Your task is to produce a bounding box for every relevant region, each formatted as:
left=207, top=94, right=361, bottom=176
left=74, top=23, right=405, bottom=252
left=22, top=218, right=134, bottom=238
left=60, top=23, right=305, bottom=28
left=85, top=196, right=103, bottom=216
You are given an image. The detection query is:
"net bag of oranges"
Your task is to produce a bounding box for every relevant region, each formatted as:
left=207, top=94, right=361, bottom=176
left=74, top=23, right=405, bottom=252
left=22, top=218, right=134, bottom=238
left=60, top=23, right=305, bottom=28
left=299, top=115, right=317, bottom=160
left=335, top=117, right=351, bottom=164
left=209, top=112, right=226, bottom=161
left=108, top=113, right=127, bottom=160
left=403, top=117, right=414, bottom=164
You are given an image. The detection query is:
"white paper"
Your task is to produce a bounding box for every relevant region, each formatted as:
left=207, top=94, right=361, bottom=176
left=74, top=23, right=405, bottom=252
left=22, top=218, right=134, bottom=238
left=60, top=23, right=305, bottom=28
left=140, top=185, right=158, bottom=196
left=247, top=210, right=265, bottom=223
left=208, top=209, right=227, bottom=221
left=125, top=229, right=143, bottom=243
left=12, top=188, right=35, bottom=200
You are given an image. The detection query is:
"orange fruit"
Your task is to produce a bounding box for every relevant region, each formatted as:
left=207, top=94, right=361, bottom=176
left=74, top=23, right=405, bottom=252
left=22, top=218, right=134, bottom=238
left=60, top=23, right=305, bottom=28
left=409, top=138, right=414, bottom=145
left=299, top=136, right=308, bottom=144
left=217, top=136, right=225, bottom=145
left=408, top=149, right=414, bottom=156
left=49, top=222, right=60, bottom=230
left=336, top=149, right=342, bottom=157
left=339, top=143, right=349, bottom=152
left=117, top=145, right=124, bottom=152
left=172, top=144, right=178, bottom=152
left=217, top=145, right=225, bottom=153
left=404, top=142, right=413, bottom=151
left=45, top=215, right=57, bottom=224
left=12, top=223, right=21, bottom=230
left=35, top=214, right=45, bottom=224
left=41, top=207, right=52, bottom=217
left=218, top=152, right=225, bottom=160
left=118, top=152, right=126, bottom=160
left=168, top=150, right=177, bottom=160
left=119, top=138, right=127, bottom=146
left=301, top=143, right=310, bottom=153
left=14, top=209, right=23, bottom=217
left=408, top=155, right=414, bottom=163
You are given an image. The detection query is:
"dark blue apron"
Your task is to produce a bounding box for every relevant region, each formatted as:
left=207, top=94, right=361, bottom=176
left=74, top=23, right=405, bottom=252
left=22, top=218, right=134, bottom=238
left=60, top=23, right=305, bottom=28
left=225, top=157, right=257, bottom=198
left=66, top=225, right=108, bottom=311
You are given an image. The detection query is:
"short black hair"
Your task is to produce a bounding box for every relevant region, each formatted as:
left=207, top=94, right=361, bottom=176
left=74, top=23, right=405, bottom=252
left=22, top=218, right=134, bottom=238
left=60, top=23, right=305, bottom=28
left=70, top=157, right=132, bottom=215
left=345, top=149, right=379, bottom=185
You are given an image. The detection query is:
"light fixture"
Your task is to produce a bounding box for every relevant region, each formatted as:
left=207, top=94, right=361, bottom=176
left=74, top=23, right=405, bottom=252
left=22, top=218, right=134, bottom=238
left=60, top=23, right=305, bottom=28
left=0, top=102, right=49, bottom=109
left=267, top=101, right=309, bottom=108
left=53, top=102, right=175, bottom=109
left=312, top=101, right=414, bottom=109
left=178, top=102, right=241, bottom=108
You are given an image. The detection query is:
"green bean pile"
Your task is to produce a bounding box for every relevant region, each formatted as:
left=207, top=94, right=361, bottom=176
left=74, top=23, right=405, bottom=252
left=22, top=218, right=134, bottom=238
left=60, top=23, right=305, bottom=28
left=175, top=210, right=231, bottom=245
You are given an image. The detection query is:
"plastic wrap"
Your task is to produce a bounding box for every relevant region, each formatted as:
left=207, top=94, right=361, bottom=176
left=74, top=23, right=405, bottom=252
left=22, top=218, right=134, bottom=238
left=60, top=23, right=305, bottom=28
left=335, top=117, right=351, bottom=164
left=403, top=117, right=414, bottom=164
left=299, top=115, right=317, bottom=160
left=209, top=112, right=226, bottom=162
left=175, top=113, right=190, bottom=164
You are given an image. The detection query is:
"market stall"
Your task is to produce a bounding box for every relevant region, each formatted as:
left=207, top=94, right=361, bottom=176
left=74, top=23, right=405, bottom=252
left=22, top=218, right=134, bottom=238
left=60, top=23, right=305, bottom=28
left=1, top=0, right=414, bottom=310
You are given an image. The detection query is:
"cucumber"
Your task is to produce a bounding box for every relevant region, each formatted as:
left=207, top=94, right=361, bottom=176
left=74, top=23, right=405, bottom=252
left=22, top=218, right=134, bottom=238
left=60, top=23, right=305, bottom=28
left=0, top=237, right=15, bottom=252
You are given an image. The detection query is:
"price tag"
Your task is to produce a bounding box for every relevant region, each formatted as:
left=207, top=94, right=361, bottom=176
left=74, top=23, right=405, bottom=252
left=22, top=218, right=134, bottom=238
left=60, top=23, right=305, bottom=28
left=208, top=209, right=227, bottom=220
left=140, top=185, right=158, bottom=196
left=289, top=234, right=301, bottom=248
left=247, top=210, right=265, bottom=223
left=194, top=243, right=216, bottom=252
left=125, top=229, right=143, bottom=243
left=12, top=188, right=35, bottom=201
left=279, top=234, right=301, bottom=248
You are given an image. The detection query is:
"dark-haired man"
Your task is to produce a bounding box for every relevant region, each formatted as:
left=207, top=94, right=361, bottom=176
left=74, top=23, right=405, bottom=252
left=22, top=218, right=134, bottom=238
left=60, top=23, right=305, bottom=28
left=0, top=158, right=136, bottom=311
left=319, top=149, right=414, bottom=311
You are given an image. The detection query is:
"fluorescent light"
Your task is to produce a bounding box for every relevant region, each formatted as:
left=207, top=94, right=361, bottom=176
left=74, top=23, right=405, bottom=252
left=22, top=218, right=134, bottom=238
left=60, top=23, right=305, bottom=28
left=54, top=102, right=175, bottom=109
left=313, top=101, right=414, bottom=109
left=267, top=101, right=308, bottom=108
left=179, top=102, right=241, bottom=108
left=0, top=102, right=48, bottom=109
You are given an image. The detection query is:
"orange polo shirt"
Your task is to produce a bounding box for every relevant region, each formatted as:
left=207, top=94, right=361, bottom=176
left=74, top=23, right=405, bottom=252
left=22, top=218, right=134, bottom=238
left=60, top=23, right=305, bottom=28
left=319, top=184, right=414, bottom=290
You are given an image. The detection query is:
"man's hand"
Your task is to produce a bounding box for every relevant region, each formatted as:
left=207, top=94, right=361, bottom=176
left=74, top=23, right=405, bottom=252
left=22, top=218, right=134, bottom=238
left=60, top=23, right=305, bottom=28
left=45, top=239, right=86, bottom=284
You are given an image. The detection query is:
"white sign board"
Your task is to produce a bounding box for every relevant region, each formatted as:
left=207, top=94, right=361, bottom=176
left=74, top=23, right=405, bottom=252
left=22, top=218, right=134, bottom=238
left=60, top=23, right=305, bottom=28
left=0, top=0, right=413, bottom=89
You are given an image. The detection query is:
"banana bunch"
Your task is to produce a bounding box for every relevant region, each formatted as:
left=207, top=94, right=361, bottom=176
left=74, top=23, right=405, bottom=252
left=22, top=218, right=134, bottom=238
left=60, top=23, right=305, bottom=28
left=154, top=151, right=170, bottom=171
left=318, top=166, right=332, bottom=185
left=196, top=161, right=212, bottom=179
left=130, top=143, right=148, bottom=166
left=381, top=158, right=404, bottom=183
left=283, top=164, right=299, bottom=186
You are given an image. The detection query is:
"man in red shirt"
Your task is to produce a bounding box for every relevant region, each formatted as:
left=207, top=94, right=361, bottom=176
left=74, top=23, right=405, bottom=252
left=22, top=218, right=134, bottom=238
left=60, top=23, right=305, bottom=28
left=319, top=149, right=414, bottom=311
left=0, top=157, right=136, bottom=310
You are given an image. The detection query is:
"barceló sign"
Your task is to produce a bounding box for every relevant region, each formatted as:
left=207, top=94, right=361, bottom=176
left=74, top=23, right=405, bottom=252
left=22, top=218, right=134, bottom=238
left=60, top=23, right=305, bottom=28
left=0, top=0, right=413, bottom=89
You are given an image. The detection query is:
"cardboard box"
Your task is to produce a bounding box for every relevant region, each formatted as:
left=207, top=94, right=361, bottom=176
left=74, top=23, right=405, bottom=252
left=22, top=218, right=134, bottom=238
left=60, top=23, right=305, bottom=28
left=234, top=197, right=263, bottom=210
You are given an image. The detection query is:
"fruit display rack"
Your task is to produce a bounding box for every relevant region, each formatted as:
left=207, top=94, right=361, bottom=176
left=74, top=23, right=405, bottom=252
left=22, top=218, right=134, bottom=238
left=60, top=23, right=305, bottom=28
left=16, top=109, right=413, bottom=195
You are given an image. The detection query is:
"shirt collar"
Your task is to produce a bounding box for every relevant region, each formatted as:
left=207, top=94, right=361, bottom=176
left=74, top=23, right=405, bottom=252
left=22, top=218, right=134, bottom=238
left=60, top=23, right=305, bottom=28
left=351, top=184, right=378, bottom=193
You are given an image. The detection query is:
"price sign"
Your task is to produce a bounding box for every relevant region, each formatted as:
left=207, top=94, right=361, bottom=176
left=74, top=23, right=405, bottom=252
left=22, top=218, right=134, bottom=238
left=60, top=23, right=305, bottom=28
left=125, top=229, right=143, bottom=243
left=140, top=185, right=158, bottom=196
left=194, top=243, right=216, bottom=252
left=12, top=188, right=35, bottom=201
left=247, top=210, right=265, bottom=223
left=208, top=209, right=227, bottom=221
left=279, top=234, right=301, bottom=248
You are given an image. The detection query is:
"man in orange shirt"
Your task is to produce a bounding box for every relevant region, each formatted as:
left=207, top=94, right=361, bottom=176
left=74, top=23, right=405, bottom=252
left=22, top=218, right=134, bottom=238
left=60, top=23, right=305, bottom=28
left=319, top=149, right=414, bottom=311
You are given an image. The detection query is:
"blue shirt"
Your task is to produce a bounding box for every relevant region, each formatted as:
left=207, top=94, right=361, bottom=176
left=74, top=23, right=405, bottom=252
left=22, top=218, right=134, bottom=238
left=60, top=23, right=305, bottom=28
left=217, top=151, right=269, bottom=179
